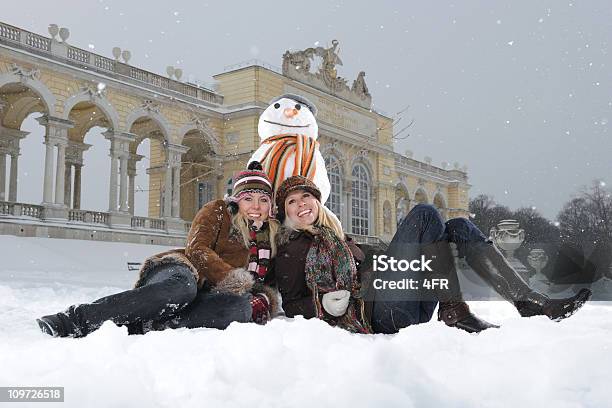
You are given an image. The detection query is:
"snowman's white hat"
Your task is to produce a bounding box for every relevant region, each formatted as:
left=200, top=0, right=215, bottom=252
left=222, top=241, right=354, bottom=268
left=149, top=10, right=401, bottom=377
left=269, top=93, right=318, bottom=116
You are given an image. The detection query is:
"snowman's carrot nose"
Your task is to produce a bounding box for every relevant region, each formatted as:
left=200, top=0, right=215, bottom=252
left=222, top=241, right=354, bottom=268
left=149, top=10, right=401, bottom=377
left=283, top=107, right=298, bottom=118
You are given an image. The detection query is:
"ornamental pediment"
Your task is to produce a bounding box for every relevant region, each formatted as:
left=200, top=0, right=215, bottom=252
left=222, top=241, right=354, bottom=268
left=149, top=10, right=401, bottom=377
left=282, top=40, right=372, bottom=109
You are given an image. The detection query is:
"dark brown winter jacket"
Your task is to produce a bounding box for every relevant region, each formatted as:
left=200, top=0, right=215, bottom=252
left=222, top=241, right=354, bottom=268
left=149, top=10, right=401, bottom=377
left=273, top=226, right=372, bottom=322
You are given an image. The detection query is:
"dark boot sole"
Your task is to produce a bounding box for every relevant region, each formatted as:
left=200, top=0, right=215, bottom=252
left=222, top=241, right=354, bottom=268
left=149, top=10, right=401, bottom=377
left=36, top=318, right=59, bottom=337
left=549, top=289, right=592, bottom=321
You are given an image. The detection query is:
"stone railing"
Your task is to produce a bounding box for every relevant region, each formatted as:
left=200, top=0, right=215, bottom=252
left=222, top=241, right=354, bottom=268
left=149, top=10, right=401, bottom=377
left=68, top=209, right=109, bottom=225
left=184, top=221, right=192, bottom=234
left=0, top=201, right=44, bottom=219
left=223, top=59, right=282, bottom=74
left=131, top=216, right=166, bottom=231
left=0, top=21, right=223, bottom=105
left=394, top=154, right=468, bottom=182
left=348, top=233, right=388, bottom=248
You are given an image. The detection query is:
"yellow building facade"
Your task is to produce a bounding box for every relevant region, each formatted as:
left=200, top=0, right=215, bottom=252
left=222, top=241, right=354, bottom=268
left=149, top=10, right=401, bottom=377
left=0, top=21, right=469, bottom=245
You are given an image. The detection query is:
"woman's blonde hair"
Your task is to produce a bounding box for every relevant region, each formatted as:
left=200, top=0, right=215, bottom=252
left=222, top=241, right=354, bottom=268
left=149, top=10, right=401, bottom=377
left=231, top=212, right=279, bottom=257
left=283, top=199, right=344, bottom=240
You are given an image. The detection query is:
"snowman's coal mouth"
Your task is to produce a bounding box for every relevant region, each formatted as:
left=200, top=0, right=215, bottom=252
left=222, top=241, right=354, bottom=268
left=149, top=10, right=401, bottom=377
left=264, top=120, right=310, bottom=128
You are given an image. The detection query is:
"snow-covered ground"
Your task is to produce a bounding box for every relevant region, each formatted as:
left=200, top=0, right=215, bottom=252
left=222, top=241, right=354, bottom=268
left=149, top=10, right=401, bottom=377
left=0, top=235, right=610, bottom=408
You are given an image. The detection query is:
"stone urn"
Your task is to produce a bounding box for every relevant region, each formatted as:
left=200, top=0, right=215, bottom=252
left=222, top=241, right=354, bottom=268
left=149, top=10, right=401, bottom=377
left=527, top=248, right=549, bottom=274
left=490, top=219, right=525, bottom=260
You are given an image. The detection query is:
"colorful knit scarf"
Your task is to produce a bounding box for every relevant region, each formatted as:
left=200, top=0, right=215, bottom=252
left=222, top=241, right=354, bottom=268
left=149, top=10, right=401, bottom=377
left=260, top=134, right=319, bottom=192
left=304, top=226, right=372, bottom=334
left=246, top=221, right=271, bottom=281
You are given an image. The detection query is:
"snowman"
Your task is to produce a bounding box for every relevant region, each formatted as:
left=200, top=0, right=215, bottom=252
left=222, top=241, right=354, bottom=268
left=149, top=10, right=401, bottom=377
left=248, top=93, right=331, bottom=204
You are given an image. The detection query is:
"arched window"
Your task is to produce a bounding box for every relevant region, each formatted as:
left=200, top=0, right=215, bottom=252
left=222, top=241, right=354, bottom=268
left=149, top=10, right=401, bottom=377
left=433, top=193, right=447, bottom=221
left=324, top=155, right=342, bottom=219
left=351, top=163, right=370, bottom=235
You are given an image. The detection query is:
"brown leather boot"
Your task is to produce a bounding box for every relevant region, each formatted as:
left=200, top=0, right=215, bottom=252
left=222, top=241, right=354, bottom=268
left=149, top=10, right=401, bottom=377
left=438, top=301, right=499, bottom=333
left=422, top=241, right=499, bottom=333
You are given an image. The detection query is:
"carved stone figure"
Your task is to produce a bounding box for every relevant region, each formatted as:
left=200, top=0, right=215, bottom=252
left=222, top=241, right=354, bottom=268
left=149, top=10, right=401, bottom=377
left=352, top=71, right=370, bottom=99
left=281, top=40, right=372, bottom=108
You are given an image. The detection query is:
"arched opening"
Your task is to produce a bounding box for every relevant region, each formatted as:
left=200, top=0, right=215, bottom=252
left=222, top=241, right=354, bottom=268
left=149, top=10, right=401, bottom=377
left=395, top=183, right=410, bottom=226
left=66, top=101, right=113, bottom=212
left=179, top=130, right=216, bottom=221
left=433, top=192, right=447, bottom=221
left=0, top=81, right=50, bottom=204
left=414, top=188, right=429, bottom=205
left=128, top=116, right=168, bottom=218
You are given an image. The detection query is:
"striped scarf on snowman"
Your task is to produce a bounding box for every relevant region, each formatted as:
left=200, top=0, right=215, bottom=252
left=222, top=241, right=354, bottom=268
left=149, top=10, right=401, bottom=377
left=260, top=134, right=318, bottom=193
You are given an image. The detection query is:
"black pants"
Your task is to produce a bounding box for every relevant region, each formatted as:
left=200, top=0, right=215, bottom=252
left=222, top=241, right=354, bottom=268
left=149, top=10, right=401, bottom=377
left=162, top=287, right=252, bottom=331
left=68, top=264, right=250, bottom=336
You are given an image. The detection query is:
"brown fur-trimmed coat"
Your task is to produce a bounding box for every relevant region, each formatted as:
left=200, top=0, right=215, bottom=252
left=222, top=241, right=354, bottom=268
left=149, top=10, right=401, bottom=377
left=134, top=199, right=279, bottom=314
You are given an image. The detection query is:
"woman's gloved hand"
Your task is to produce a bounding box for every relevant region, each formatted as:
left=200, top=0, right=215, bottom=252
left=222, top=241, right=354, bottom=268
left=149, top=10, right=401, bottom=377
left=250, top=293, right=271, bottom=325
left=321, top=290, right=351, bottom=317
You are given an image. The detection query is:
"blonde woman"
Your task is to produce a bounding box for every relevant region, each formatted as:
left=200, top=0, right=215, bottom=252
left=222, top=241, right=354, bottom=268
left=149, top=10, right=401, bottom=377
left=272, top=176, right=590, bottom=334
left=37, top=162, right=279, bottom=337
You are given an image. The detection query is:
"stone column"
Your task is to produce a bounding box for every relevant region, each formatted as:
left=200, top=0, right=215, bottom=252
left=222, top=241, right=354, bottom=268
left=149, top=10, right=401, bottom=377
left=163, top=143, right=189, bottom=233
left=127, top=153, right=143, bottom=216
left=171, top=164, right=180, bottom=218
left=163, top=164, right=172, bottom=218
left=164, top=143, right=189, bottom=220
left=42, top=140, right=54, bottom=204
left=128, top=172, right=135, bottom=215
left=36, top=116, right=73, bottom=208
left=64, top=164, right=72, bottom=208
left=54, top=143, right=66, bottom=205
left=119, top=154, right=128, bottom=212
left=65, top=140, right=90, bottom=210
left=108, top=153, right=118, bottom=212
left=343, top=182, right=352, bottom=232
left=103, top=131, right=136, bottom=228
left=103, top=131, right=136, bottom=214
left=8, top=153, right=18, bottom=202
left=0, top=126, right=28, bottom=203
left=0, top=154, right=5, bottom=201
left=73, top=164, right=82, bottom=209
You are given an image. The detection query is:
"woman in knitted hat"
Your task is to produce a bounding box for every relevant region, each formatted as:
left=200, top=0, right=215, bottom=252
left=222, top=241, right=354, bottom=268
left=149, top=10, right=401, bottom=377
left=274, top=175, right=372, bottom=333
left=273, top=175, right=590, bottom=334
left=37, top=162, right=280, bottom=338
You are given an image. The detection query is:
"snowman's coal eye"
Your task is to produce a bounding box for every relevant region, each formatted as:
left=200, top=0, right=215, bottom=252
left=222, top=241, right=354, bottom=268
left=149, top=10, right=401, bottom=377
left=274, top=103, right=280, bottom=109
left=295, top=104, right=301, bottom=110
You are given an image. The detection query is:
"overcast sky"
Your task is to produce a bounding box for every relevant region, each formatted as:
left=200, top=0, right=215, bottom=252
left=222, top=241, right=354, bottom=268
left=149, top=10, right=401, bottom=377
left=3, top=1, right=610, bottom=219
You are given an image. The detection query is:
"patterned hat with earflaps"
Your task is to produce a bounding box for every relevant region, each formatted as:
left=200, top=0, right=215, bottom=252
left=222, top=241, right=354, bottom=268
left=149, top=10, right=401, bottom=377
left=275, top=175, right=322, bottom=223
left=231, top=161, right=274, bottom=199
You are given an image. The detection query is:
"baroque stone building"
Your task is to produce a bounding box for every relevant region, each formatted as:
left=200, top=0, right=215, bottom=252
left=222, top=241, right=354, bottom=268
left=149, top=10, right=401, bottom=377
left=0, top=21, right=470, bottom=246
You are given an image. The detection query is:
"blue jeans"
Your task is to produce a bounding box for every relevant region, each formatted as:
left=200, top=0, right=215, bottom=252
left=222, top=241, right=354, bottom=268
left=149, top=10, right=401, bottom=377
left=370, top=204, right=489, bottom=334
